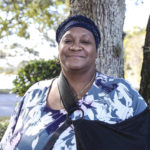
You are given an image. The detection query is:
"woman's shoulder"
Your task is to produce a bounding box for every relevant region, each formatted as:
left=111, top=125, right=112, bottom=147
left=95, top=72, right=144, bottom=102
left=95, top=72, right=128, bottom=92
left=21, top=78, right=57, bottom=106
left=96, top=72, right=147, bottom=115
left=96, top=71, right=132, bottom=89
left=26, top=78, right=56, bottom=93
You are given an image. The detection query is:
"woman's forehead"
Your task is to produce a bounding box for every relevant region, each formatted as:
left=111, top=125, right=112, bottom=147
left=62, top=27, right=94, bottom=38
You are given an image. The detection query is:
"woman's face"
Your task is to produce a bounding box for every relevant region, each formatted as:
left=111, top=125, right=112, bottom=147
left=58, top=27, right=97, bottom=72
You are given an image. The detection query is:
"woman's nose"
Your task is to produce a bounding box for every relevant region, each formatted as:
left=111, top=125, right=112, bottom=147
left=69, top=42, right=82, bottom=51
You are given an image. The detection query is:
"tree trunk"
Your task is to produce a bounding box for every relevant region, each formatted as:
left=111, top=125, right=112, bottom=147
left=69, top=0, right=125, bottom=78
left=139, top=16, right=150, bottom=105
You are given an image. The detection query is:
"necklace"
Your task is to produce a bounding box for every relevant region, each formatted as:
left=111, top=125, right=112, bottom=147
left=75, top=72, right=96, bottom=100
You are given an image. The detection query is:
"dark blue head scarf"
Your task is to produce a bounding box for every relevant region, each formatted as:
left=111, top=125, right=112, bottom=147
left=56, top=15, right=101, bottom=49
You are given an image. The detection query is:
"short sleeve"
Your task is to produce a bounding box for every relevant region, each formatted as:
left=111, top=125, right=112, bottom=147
left=121, top=79, right=147, bottom=115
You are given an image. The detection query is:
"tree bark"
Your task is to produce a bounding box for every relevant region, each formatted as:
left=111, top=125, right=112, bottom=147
left=139, top=16, right=150, bottom=105
left=69, top=0, right=125, bottom=78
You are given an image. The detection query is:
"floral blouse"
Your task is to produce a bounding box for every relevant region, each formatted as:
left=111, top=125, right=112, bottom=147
left=0, top=72, right=147, bottom=150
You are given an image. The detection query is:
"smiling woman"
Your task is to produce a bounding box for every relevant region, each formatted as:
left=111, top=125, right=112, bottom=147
left=0, top=15, right=149, bottom=150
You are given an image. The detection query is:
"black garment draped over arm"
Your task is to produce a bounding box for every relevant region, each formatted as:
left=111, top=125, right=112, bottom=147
left=74, top=107, right=150, bottom=150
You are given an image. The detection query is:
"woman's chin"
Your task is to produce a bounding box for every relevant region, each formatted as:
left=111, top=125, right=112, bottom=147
left=65, top=65, right=84, bottom=71
left=69, top=66, right=83, bottom=70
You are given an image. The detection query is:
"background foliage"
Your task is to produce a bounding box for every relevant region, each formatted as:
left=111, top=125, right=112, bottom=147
left=12, top=58, right=61, bottom=96
left=0, top=0, right=69, bottom=65
left=124, top=27, right=145, bottom=89
left=0, top=0, right=68, bottom=40
left=0, top=118, right=9, bottom=141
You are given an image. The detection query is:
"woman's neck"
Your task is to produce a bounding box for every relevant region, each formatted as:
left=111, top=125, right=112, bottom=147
left=61, top=68, right=96, bottom=97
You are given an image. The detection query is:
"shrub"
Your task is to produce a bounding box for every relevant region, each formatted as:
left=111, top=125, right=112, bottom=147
left=0, top=121, right=9, bottom=141
left=13, top=58, right=61, bottom=96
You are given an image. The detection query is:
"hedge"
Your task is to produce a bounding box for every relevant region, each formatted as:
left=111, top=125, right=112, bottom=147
left=0, top=121, right=9, bottom=141
left=13, top=58, right=61, bottom=96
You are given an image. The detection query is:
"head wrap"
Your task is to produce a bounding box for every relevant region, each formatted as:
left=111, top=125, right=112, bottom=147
left=56, top=15, right=101, bottom=49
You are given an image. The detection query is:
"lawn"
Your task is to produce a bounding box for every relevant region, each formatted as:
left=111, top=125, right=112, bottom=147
left=0, top=116, right=10, bottom=122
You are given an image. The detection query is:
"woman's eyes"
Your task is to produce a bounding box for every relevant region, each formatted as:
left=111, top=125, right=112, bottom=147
left=63, top=39, right=90, bottom=45
left=81, top=40, right=90, bottom=44
left=64, top=39, right=72, bottom=43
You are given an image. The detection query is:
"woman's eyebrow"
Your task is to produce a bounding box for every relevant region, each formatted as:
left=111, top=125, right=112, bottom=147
left=63, top=32, right=92, bottom=39
left=62, top=33, right=72, bottom=39
left=63, top=32, right=72, bottom=36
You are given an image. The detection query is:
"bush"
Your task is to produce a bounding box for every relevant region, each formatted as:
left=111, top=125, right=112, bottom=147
left=13, top=58, right=61, bottom=96
left=0, top=121, right=9, bottom=141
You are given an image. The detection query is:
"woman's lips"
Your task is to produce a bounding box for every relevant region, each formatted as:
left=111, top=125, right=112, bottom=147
left=68, top=55, right=85, bottom=58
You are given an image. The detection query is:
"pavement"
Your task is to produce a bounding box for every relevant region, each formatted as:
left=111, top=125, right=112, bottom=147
left=0, top=93, right=21, bottom=116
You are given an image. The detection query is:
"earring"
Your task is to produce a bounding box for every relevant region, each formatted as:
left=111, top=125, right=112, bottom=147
left=95, top=58, right=99, bottom=65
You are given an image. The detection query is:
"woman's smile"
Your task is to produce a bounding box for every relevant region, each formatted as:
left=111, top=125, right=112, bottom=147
left=67, top=54, right=85, bottom=58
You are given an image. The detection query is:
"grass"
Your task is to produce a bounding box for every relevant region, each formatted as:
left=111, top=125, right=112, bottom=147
left=0, top=89, right=11, bottom=93
left=0, top=117, right=10, bottom=123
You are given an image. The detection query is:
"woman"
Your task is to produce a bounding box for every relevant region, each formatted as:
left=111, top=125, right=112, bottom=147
left=0, top=15, right=147, bottom=150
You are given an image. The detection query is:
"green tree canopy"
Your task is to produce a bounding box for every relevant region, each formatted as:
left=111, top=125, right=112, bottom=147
left=0, top=0, right=69, bottom=73
left=0, top=0, right=68, bottom=42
